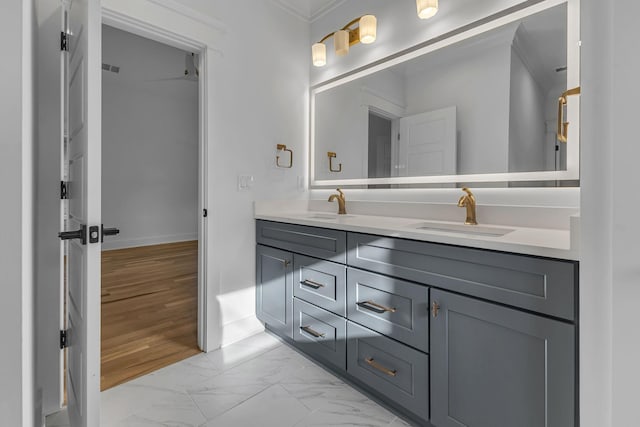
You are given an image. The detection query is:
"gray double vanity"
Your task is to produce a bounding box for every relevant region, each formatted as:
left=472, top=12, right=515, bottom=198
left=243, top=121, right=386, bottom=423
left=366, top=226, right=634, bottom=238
left=255, top=217, right=577, bottom=426
left=256, top=0, right=581, bottom=424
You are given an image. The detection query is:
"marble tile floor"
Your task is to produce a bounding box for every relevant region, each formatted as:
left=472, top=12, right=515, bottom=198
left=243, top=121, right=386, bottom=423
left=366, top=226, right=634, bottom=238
left=46, top=331, right=413, bottom=427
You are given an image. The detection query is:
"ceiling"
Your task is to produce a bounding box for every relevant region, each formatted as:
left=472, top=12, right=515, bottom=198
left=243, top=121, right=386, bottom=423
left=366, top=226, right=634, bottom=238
left=272, top=0, right=347, bottom=22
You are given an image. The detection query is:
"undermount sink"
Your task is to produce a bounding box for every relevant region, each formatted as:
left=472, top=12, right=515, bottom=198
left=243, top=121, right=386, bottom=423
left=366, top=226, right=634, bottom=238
left=302, top=213, right=355, bottom=220
left=410, top=221, right=514, bottom=237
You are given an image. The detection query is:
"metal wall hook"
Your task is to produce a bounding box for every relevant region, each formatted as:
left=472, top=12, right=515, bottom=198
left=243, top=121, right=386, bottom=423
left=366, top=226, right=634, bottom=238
left=276, top=144, right=293, bottom=168
left=328, top=151, right=342, bottom=172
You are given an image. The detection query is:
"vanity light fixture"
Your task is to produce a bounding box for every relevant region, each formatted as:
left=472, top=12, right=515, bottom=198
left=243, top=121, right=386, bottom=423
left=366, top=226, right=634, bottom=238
left=417, top=0, right=439, bottom=19
left=312, top=15, right=377, bottom=67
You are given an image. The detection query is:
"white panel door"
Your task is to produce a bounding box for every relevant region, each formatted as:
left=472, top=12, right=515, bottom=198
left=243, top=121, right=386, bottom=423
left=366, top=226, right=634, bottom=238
left=61, top=0, right=101, bottom=425
left=398, top=106, right=457, bottom=177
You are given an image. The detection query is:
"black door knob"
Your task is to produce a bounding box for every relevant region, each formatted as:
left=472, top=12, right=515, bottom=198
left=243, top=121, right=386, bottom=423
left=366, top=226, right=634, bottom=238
left=58, top=225, right=87, bottom=245
left=101, top=225, right=120, bottom=242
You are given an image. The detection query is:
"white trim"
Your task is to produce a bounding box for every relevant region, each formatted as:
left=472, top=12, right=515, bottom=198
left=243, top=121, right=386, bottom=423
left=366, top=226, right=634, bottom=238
left=220, top=315, right=265, bottom=348
left=269, top=0, right=348, bottom=23
left=100, top=234, right=198, bottom=251
left=310, top=0, right=579, bottom=187
left=100, top=7, right=210, bottom=353
left=146, top=0, right=227, bottom=33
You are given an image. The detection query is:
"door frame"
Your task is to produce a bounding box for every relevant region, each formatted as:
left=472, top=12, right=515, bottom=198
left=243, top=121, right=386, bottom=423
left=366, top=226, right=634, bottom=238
left=101, top=8, right=209, bottom=351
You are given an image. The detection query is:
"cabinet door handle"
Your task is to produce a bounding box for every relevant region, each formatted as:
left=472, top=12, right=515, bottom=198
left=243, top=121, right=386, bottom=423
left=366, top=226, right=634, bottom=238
left=300, top=279, right=325, bottom=289
left=300, top=325, right=325, bottom=338
left=365, top=357, right=397, bottom=377
left=432, top=301, right=440, bottom=318
left=356, top=300, right=397, bottom=314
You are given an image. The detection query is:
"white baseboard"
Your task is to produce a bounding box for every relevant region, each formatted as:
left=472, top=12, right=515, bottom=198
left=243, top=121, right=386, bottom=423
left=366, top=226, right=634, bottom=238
left=101, top=233, right=197, bottom=250
left=220, top=315, right=265, bottom=348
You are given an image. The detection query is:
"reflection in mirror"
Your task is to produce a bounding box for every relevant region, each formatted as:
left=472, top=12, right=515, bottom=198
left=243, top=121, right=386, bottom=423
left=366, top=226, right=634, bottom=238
left=313, top=3, right=573, bottom=185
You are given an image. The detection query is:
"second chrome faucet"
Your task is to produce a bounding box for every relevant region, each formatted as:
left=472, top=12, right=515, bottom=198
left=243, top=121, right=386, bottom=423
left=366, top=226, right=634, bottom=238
left=328, top=188, right=347, bottom=214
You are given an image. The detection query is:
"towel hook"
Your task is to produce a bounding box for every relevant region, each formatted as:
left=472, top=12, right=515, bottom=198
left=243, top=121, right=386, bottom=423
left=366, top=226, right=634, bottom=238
left=276, top=144, right=293, bottom=168
left=328, top=151, right=342, bottom=173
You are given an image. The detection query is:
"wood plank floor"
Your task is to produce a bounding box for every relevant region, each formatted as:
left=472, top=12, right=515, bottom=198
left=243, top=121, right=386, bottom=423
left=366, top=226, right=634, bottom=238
left=101, top=240, right=200, bottom=391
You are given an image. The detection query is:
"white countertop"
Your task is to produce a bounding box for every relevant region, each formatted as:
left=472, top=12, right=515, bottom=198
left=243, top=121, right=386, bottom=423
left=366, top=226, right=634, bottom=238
left=254, top=207, right=580, bottom=261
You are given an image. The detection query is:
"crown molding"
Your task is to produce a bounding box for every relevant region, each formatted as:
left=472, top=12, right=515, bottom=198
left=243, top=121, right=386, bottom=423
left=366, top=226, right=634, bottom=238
left=269, top=0, right=348, bottom=23
left=146, top=0, right=227, bottom=33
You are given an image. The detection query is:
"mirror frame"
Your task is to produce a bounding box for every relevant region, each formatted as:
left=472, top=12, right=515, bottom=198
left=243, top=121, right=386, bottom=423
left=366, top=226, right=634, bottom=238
left=310, top=0, right=580, bottom=188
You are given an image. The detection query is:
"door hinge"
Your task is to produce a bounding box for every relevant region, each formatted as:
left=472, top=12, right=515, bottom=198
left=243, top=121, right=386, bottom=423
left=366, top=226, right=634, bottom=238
left=59, top=330, right=68, bottom=349
left=60, top=32, right=69, bottom=52
left=60, top=181, right=68, bottom=199
left=203, top=208, right=208, bottom=218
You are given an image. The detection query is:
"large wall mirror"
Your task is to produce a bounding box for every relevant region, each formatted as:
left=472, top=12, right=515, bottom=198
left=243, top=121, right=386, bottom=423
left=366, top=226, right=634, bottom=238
left=310, top=0, right=580, bottom=188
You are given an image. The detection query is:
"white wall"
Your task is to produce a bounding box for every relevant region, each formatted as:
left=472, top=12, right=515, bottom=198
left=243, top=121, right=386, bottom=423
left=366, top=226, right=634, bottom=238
left=314, top=69, right=404, bottom=180
left=0, top=0, right=35, bottom=425
left=580, top=0, right=640, bottom=426
left=404, top=41, right=512, bottom=175
left=102, top=25, right=199, bottom=250
left=508, top=45, right=547, bottom=173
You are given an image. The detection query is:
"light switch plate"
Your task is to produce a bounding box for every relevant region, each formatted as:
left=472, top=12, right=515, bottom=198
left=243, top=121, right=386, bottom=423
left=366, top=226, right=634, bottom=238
left=238, top=175, right=254, bottom=191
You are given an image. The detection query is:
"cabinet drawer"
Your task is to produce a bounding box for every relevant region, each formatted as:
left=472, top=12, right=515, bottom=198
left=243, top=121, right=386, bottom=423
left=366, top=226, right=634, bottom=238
left=294, top=254, right=346, bottom=317
left=347, top=321, right=429, bottom=421
left=347, top=268, right=429, bottom=352
left=257, top=220, right=347, bottom=263
left=348, top=233, right=576, bottom=320
left=293, top=298, right=346, bottom=371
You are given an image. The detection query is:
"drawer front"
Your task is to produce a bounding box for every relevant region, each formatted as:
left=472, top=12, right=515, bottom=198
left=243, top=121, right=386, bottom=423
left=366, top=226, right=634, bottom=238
left=294, top=254, right=346, bottom=317
left=347, top=321, right=429, bottom=421
left=293, top=298, right=347, bottom=371
left=347, top=268, right=429, bottom=352
left=348, top=233, right=576, bottom=320
left=257, top=220, right=347, bottom=263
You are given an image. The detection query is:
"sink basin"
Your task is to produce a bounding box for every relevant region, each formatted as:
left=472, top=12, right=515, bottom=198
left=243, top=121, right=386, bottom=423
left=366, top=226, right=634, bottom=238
left=411, top=221, right=514, bottom=237
left=302, top=213, right=355, bottom=220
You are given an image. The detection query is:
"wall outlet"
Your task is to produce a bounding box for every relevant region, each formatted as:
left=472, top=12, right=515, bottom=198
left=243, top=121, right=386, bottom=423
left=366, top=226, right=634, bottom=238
left=297, top=176, right=306, bottom=192
left=238, top=175, right=254, bottom=191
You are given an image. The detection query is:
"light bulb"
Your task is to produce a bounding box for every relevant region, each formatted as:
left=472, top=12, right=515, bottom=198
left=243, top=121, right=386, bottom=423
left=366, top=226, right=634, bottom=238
left=417, top=0, right=439, bottom=19
left=334, top=30, right=349, bottom=56
left=359, top=15, right=377, bottom=44
left=312, top=43, right=326, bottom=67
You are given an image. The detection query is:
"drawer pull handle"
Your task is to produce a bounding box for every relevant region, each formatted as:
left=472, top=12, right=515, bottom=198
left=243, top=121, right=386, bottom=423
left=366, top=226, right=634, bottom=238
left=365, top=357, right=397, bottom=377
left=300, top=325, right=325, bottom=338
left=432, top=301, right=440, bottom=318
left=357, top=300, right=397, bottom=314
left=300, top=279, right=325, bottom=289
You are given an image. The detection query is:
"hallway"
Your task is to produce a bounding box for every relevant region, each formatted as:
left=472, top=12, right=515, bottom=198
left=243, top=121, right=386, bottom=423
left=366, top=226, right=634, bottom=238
left=101, top=240, right=200, bottom=390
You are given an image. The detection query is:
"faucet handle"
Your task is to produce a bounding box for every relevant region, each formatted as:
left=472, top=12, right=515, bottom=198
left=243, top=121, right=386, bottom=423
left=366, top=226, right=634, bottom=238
left=336, top=188, right=344, bottom=198
left=461, top=187, right=473, bottom=196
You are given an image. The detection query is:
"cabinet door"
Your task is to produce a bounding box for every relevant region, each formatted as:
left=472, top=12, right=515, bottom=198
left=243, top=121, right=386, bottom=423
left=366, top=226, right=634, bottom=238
left=430, top=289, right=575, bottom=427
left=256, top=245, right=293, bottom=339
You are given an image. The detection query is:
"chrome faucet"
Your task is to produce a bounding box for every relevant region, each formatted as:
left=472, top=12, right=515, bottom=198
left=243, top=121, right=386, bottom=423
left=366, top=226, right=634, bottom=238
left=328, top=188, right=347, bottom=215
left=457, top=187, right=478, bottom=225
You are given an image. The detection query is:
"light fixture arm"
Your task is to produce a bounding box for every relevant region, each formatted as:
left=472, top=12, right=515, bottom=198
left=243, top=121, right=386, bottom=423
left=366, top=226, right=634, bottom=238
left=315, top=15, right=370, bottom=45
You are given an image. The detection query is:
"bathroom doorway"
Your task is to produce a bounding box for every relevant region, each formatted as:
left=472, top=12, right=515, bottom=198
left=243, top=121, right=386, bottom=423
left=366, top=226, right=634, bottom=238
left=99, top=24, right=203, bottom=390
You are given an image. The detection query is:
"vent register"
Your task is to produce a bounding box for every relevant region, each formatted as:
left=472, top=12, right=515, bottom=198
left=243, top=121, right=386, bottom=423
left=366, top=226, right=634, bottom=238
left=102, top=63, right=120, bottom=73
